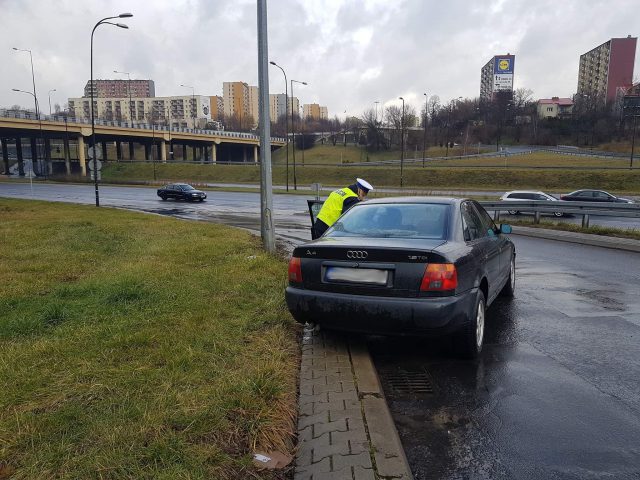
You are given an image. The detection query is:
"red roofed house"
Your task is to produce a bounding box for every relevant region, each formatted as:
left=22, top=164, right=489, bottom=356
left=537, top=97, right=574, bottom=119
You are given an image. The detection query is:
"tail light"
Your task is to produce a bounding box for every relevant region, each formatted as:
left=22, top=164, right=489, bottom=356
left=288, top=257, right=303, bottom=283
left=420, top=263, right=457, bottom=291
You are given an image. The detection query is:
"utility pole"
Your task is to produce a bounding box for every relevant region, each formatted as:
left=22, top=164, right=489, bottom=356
left=257, top=0, right=275, bottom=253
left=399, top=97, right=405, bottom=188
left=422, top=93, right=428, bottom=167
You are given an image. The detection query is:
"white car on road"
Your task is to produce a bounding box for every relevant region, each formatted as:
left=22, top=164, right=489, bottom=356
left=500, top=190, right=564, bottom=217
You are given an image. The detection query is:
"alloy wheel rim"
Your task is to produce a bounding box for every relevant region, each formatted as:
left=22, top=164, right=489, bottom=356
left=510, top=259, right=515, bottom=290
left=476, top=300, right=485, bottom=349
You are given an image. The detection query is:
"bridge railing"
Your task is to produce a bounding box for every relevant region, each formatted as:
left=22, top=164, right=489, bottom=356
left=479, top=200, right=640, bottom=228
left=0, top=109, right=285, bottom=142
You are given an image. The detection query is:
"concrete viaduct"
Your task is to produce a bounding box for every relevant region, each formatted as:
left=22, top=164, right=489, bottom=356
left=0, top=112, right=285, bottom=177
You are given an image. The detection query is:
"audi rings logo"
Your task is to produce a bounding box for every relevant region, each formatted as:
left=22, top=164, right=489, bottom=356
left=347, top=250, right=368, bottom=259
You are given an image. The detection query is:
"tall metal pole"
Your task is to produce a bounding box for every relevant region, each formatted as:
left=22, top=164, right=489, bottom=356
left=631, top=113, right=637, bottom=170
left=290, top=79, right=307, bottom=190
left=422, top=92, right=428, bottom=168
left=257, top=0, right=275, bottom=253
left=269, top=61, right=289, bottom=191
left=90, top=13, right=132, bottom=207
left=48, top=89, right=56, bottom=115
left=13, top=48, right=44, bottom=174
left=399, top=97, right=405, bottom=188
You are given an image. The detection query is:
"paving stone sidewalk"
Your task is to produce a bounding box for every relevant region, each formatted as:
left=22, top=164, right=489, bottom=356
left=294, top=326, right=413, bottom=480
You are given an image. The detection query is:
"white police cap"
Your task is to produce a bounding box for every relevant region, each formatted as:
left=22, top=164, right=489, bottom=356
left=356, top=178, right=373, bottom=192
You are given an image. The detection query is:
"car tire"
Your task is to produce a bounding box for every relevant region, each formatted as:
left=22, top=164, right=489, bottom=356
left=458, top=290, right=486, bottom=359
left=507, top=210, right=518, bottom=215
left=160, top=194, right=167, bottom=201
left=501, top=256, right=516, bottom=298
left=554, top=211, right=563, bottom=217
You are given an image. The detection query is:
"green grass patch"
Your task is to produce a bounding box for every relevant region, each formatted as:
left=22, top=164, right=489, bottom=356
left=507, top=217, right=640, bottom=240
left=0, top=199, right=298, bottom=479
left=270, top=143, right=483, bottom=165
left=100, top=158, right=640, bottom=194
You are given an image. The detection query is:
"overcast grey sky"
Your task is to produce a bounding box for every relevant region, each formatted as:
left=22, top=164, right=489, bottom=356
left=1, top=0, right=638, bottom=118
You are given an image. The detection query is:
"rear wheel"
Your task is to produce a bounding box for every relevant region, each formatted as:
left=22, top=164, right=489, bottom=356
left=554, top=211, right=563, bottom=217
left=458, top=290, right=486, bottom=359
left=160, top=194, right=167, bottom=201
left=501, top=256, right=516, bottom=298
left=507, top=210, right=518, bottom=215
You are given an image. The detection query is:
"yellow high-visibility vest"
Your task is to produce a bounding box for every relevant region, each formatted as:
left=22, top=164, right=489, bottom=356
left=316, top=187, right=358, bottom=227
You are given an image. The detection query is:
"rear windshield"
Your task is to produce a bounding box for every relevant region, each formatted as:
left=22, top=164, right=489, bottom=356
left=325, top=203, right=449, bottom=239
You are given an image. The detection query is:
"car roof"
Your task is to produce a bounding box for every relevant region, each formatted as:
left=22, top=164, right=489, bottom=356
left=364, top=196, right=463, bottom=205
left=504, top=190, right=546, bottom=194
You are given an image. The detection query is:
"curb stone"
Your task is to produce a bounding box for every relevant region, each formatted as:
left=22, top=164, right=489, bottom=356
left=295, top=326, right=413, bottom=480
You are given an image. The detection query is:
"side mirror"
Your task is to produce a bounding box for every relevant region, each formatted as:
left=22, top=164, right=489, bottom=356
left=500, top=224, right=512, bottom=234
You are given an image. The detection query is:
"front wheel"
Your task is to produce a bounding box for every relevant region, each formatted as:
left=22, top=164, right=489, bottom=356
left=159, top=194, right=167, bottom=201
left=507, top=210, right=518, bottom=215
left=554, top=211, right=563, bottom=217
left=501, top=256, right=515, bottom=298
left=458, top=290, right=486, bottom=359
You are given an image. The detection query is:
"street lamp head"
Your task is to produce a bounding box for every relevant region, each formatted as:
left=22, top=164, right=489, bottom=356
left=399, top=96, right=404, bottom=101
left=302, top=82, right=308, bottom=85
left=116, top=23, right=129, bottom=29
left=118, top=12, right=133, bottom=18
left=269, top=61, right=276, bottom=65
left=11, top=88, right=20, bottom=92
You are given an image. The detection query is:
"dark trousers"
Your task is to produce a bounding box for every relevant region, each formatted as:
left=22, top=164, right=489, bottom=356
left=312, top=219, right=330, bottom=240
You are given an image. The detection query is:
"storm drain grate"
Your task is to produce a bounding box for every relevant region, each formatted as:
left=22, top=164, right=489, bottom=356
left=384, top=369, right=435, bottom=395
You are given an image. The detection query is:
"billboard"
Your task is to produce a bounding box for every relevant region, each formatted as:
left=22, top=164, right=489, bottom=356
left=494, top=56, right=515, bottom=75
left=200, top=96, right=211, bottom=119
left=493, top=55, right=515, bottom=93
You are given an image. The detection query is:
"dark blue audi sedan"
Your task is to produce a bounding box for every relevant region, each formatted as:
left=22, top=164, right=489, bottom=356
left=285, top=197, right=515, bottom=358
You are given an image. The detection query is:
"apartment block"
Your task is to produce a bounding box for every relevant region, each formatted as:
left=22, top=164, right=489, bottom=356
left=223, top=81, right=251, bottom=125
left=269, top=94, right=300, bottom=121
left=210, top=95, right=223, bottom=120
left=83, top=79, right=155, bottom=98
left=577, top=36, right=637, bottom=104
left=67, top=95, right=212, bottom=128
left=303, top=103, right=328, bottom=120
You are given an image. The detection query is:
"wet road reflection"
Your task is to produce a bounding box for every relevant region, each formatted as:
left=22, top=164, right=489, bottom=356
left=370, top=236, right=640, bottom=479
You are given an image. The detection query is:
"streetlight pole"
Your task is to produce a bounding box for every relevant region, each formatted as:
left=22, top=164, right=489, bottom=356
left=399, top=96, right=405, bottom=188
left=12, top=48, right=38, bottom=118
left=13, top=88, right=44, bottom=180
left=180, top=84, right=196, bottom=130
left=631, top=112, right=638, bottom=169
left=91, top=13, right=133, bottom=207
left=11, top=88, right=42, bottom=188
left=48, top=89, right=56, bottom=115
left=113, top=70, right=132, bottom=122
left=269, top=61, right=289, bottom=191
left=290, top=79, right=307, bottom=190
left=422, top=93, right=428, bottom=167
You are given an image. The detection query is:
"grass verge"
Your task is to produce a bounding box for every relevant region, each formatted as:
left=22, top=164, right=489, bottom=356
left=0, top=199, right=298, bottom=479
left=99, top=160, right=640, bottom=194
left=507, top=217, right=640, bottom=240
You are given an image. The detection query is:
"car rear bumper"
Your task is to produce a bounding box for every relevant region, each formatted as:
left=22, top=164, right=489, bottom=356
left=285, top=286, right=477, bottom=336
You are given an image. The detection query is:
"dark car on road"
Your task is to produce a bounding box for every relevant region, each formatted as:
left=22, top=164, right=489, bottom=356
left=286, top=197, right=515, bottom=358
left=157, top=183, right=207, bottom=202
left=560, top=189, right=634, bottom=204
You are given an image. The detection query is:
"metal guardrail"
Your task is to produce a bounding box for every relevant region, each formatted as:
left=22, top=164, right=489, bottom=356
left=304, top=199, right=639, bottom=229
left=0, top=109, right=285, bottom=142
left=479, top=200, right=640, bottom=227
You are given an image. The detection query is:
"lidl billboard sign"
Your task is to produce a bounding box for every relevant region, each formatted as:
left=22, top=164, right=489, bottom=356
left=494, top=56, right=515, bottom=75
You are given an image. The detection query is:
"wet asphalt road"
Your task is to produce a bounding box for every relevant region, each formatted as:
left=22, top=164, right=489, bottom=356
left=2, top=182, right=640, bottom=478
left=370, top=236, right=640, bottom=479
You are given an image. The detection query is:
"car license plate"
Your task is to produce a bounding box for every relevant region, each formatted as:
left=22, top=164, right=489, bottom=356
left=325, top=267, right=388, bottom=285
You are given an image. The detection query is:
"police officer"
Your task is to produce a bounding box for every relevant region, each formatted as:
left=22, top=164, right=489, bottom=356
left=312, top=178, right=374, bottom=239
